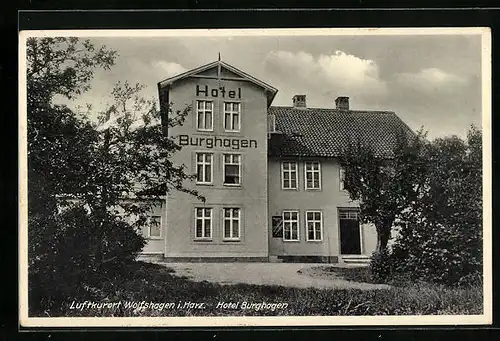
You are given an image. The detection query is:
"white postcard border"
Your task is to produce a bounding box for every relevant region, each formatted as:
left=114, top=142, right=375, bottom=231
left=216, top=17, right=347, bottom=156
left=18, top=27, right=492, bottom=328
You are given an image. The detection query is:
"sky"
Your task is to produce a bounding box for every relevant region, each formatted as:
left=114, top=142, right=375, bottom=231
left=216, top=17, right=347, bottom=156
left=57, top=31, right=484, bottom=140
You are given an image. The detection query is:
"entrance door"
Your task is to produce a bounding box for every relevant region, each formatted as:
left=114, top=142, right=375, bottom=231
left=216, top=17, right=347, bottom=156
left=339, top=209, right=361, bottom=255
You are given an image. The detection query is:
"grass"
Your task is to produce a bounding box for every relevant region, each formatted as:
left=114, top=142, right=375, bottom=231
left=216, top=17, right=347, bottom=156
left=34, top=261, right=483, bottom=317
left=321, top=266, right=374, bottom=284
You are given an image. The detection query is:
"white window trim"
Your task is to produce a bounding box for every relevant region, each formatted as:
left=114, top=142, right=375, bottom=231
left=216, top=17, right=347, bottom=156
left=305, top=210, right=323, bottom=242
left=222, top=207, right=241, bottom=241
left=196, top=152, right=214, bottom=185
left=223, top=101, right=241, bottom=132
left=194, top=207, right=213, bottom=240
left=304, top=161, right=322, bottom=190
left=282, top=210, right=300, bottom=242
left=339, top=167, right=346, bottom=191
left=281, top=161, right=298, bottom=190
left=147, top=215, right=162, bottom=239
left=223, top=153, right=242, bottom=186
left=196, top=100, right=214, bottom=132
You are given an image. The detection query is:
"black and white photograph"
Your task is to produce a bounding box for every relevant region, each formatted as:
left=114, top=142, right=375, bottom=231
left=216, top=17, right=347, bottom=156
left=18, top=28, right=492, bottom=327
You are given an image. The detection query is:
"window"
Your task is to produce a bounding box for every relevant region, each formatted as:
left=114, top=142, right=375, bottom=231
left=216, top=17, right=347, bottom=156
left=196, top=153, right=213, bottom=184
left=339, top=167, right=346, bottom=191
left=223, top=208, right=241, bottom=240
left=304, top=161, right=321, bottom=190
left=195, top=208, right=212, bottom=239
left=224, top=102, right=241, bottom=131
left=339, top=210, right=359, bottom=220
left=223, top=154, right=241, bottom=185
left=282, top=211, right=299, bottom=241
left=196, top=100, right=213, bottom=131
left=147, top=215, right=162, bottom=239
left=282, top=161, right=298, bottom=189
left=305, top=211, right=322, bottom=241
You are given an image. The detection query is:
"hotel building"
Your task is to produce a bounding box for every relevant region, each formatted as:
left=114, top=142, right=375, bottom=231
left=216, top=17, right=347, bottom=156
left=139, top=59, right=412, bottom=264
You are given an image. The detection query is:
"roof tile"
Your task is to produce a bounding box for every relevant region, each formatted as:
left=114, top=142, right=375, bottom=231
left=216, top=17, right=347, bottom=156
left=268, top=106, right=413, bottom=158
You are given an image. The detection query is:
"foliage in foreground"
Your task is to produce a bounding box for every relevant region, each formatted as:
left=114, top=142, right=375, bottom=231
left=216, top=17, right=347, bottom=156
left=31, top=262, right=483, bottom=317
left=338, top=128, right=428, bottom=254
left=27, top=37, right=201, bottom=314
left=340, top=124, right=482, bottom=286
left=389, top=127, right=483, bottom=286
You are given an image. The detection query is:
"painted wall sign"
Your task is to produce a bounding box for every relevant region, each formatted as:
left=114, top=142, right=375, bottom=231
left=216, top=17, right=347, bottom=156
left=196, top=85, right=241, bottom=99
left=179, top=134, right=257, bottom=150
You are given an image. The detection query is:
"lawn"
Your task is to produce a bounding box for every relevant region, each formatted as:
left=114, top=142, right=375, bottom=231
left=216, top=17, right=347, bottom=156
left=36, top=261, right=483, bottom=317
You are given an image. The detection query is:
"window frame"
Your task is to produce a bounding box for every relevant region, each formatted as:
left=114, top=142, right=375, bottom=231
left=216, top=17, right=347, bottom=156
left=305, top=210, right=323, bottom=242
left=281, top=161, right=298, bottom=190
left=194, top=207, right=213, bottom=240
left=282, top=210, right=300, bottom=242
left=195, top=152, right=214, bottom=185
left=196, top=100, right=214, bottom=131
left=304, top=161, right=322, bottom=190
left=147, top=215, right=162, bottom=240
left=223, top=101, right=241, bottom=132
left=222, top=153, right=242, bottom=186
left=339, top=167, right=346, bottom=191
left=339, top=209, right=360, bottom=220
left=222, top=207, right=241, bottom=241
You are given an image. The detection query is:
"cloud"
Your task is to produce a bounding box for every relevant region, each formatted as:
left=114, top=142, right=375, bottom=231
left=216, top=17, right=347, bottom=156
left=264, top=50, right=387, bottom=101
left=394, top=68, right=468, bottom=93
left=317, top=51, right=383, bottom=89
left=152, top=61, right=186, bottom=77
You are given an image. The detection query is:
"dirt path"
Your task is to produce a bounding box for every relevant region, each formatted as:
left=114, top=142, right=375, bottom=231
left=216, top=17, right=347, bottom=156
left=156, top=262, right=389, bottom=290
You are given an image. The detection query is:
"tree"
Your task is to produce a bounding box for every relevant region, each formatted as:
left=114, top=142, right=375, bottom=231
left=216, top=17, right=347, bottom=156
left=390, top=126, right=482, bottom=285
left=26, top=37, right=118, bottom=313
left=27, top=37, right=117, bottom=216
left=338, top=128, right=428, bottom=254
left=77, top=81, right=202, bottom=264
left=26, top=37, right=201, bottom=314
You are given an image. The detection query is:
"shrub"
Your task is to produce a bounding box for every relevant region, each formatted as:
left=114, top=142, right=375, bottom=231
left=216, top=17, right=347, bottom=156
left=28, top=205, right=145, bottom=315
left=389, top=127, right=482, bottom=286
left=369, top=249, right=393, bottom=283
left=390, top=221, right=482, bottom=286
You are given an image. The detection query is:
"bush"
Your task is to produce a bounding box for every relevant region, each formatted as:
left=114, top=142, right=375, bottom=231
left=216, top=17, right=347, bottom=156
left=390, top=221, right=482, bottom=286
left=369, top=249, right=393, bottom=283
left=388, top=127, right=482, bottom=286
left=28, top=205, right=145, bottom=315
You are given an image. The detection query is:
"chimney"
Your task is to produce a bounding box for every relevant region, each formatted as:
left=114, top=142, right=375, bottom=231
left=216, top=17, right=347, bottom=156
left=292, top=95, right=307, bottom=108
left=335, top=96, right=349, bottom=110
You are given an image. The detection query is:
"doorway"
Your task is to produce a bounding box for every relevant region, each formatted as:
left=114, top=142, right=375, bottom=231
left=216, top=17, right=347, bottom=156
left=339, top=209, right=362, bottom=255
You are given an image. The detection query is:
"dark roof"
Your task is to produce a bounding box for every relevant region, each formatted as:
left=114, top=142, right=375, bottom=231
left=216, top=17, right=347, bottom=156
left=268, top=106, right=414, bottom=158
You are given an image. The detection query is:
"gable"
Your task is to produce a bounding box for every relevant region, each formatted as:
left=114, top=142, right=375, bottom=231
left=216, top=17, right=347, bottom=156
left=221, top=67, right=244, bottom=79
left=157, top=60, right=278, bottom=107
left=196, top=66, right=244, bottom=79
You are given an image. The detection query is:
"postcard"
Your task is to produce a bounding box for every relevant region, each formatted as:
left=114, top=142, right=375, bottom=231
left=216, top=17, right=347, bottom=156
left=18, top=27, right=492, bottom=327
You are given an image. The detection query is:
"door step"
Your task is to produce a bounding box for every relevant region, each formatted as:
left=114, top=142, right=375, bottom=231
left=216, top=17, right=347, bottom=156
left=341, top=255, right=371, bottom=266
